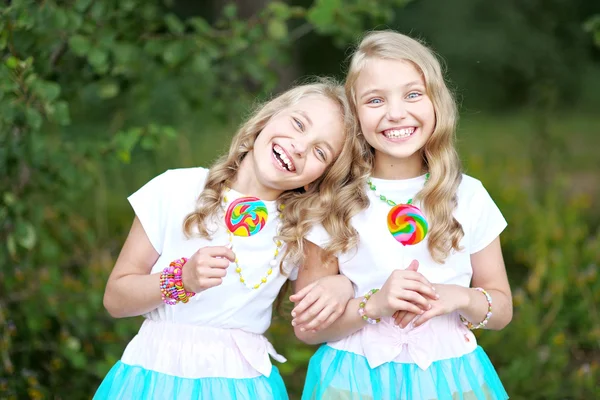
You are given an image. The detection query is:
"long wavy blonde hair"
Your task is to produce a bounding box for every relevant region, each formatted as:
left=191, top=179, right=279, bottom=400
left=183, top=78, right=371, bottom=270
left=345, top=31, right=464, bottom=263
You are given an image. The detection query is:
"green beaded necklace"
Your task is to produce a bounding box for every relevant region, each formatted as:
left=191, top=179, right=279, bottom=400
left=366, top=172, right=431, bottom=246
left=367, top=172, right=430, bottom=206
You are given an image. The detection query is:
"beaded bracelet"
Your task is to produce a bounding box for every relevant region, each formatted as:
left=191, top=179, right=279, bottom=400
left=159, top=257, right=196, bottom=305
left=460, top=287, right=492, bottom=330
left=358, top=289, right=381, bottom=324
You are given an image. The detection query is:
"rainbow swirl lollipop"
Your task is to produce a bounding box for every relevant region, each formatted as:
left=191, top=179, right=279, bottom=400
left=387, top=204, right=428, bottom=245
left=225, top=197, right=269, bottom=237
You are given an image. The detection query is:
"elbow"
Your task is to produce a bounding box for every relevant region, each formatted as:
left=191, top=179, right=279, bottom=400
left=491, top=303, right=513, bottom=331
left=103, top=290, right=127, bottom=319
left=294, top=327, right=322, bottom=345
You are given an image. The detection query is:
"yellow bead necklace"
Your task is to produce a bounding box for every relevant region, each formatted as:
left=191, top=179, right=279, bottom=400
left=223, top=189, right=284, bottom=290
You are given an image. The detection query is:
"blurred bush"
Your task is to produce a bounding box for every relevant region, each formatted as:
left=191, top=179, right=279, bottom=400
left=1, top=1, right=599, bottom=399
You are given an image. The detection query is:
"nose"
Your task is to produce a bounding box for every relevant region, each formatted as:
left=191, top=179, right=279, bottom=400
left=290, top=139, right=307, bottom=157
left=386, top=100, right=408, bottom=121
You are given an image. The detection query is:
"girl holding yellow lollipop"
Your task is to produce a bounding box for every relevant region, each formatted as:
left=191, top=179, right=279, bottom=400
left=93, top=79, right=366, bottom=400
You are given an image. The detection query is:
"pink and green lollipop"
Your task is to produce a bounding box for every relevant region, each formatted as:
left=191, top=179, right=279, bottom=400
left=387, top=204, right=428, bottom=245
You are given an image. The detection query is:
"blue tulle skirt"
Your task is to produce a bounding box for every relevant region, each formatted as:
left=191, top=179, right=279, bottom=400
left=93, top=361, right=289, bottom=400
left=302, top=345, right=508, bottom=400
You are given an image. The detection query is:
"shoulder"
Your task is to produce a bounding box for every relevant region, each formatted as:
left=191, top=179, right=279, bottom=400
left=158, top=167, right=209, bottom=191
left=456, top=174, right=488, bottom=202
left=162, top=166, right=209, bottom=183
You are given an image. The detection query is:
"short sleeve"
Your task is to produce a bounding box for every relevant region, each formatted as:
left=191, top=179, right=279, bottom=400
left=305, top=224, right=332, bottom=249
left=288, top=266, right=299, bottom=281
left=127, top=170, right=173, bottom=254
left=469, top=181, right=507, bottom=254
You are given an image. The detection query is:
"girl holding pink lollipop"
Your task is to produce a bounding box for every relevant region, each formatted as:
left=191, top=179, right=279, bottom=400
left=291, top=31, right=513, bottom=399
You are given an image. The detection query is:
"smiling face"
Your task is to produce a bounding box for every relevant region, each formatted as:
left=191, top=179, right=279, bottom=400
left=250, top=94, right=345, bottom=193
left=355, top=58, right=435, bottom=176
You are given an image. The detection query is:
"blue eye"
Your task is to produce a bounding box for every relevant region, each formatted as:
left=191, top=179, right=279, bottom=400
left=368, top=98, right=383, bottom=104
left=316, top=148, right=326, bottom=161
left=407, top=92, right=421, bottom=99
left=293, top=117, right=304, bottom=130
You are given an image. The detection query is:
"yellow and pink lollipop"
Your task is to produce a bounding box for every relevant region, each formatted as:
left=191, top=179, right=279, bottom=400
left=225, top=197, right=269, bottom=237
left=387, top=204, right=428, bottom=245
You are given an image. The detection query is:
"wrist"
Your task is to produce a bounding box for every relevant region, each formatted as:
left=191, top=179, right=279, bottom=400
left=362, top=291, right=382, bottom=320
left=461, top=285, right=474, bottom=310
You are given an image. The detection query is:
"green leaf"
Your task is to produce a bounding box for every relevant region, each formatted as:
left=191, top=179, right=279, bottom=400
left=3, top=192, right=16, bottom=206
left=7, top=233, right=17, bottom=259
left=223, top=4, right=237, bottom=19
left=16, top=221, right=37, bottom=250
left=34, top=81, right=61, bottom=102
left=88, top=48, right=108, bottom=72
left=53, top=101, right=71, bottom=125
left=162, top=41, right=187, bottom=66
left=5, top=56, right=19, bottom=69
left=267, top=20, right=288, bottom=40
left=0, top=30, right=7, bottom=50
left=98, top=81, right=120, bottom=99
left=117, top=150, right=131, bottom=163
left=268, top=2, right=292, bottom=19
left=307, top=0, right=341, bottom=28
left=74, top=0, right=93, bottom=12
left=188, top=17, right=212, bottom=34
left=25, top=108, right=43, bottom=130
left=165, top=14, right=185, bottom=35
left=69, top=35, right=91, bottom=56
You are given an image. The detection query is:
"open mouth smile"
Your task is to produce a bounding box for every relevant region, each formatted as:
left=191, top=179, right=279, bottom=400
left=272, top=144, right=296, bottom=172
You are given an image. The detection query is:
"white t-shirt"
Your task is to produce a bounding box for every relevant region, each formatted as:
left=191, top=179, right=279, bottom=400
left=129, top=167, right=297, bottom=334
left=307, top=173, right=507, bottom=298
left=306, top=174, right=507, bottom=368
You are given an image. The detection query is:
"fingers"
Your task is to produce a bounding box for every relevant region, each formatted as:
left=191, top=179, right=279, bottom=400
left=390, top=299, right=425, bottom=315
left=390, top=270, right=438, bottom=301
left=393, top=310, right=406, bottom=325
left=207, top=257, right=231, bottom=269
left=290, top=288, right=319, bottom=318
left=198, top=277, right=223, bottom=290
left=292, top=297, right=326, bottom=326
left=414, top=303, right=448, bottom=326
left=406, top=259, right=419, bottom=271
left=199, top=246, right=236, bottom=262
left=202, top=266, right=227, bottom=279
left=289, top=281, right=317, bottom=304
left=317, top=308, right=342, bottom=331
left=299, top=305, right=339, bottom=332
left=399, top=312, right=418, bottom=328
left=397, top=281, right=439, bottom=303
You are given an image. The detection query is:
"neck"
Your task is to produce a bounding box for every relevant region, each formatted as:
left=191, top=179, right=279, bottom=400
left=229, top=152, right=283, bottom=201
left=372, top=150, right=426, bottom=180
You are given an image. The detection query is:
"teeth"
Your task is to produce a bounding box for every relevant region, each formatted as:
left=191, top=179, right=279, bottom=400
left=273, top=144, right=295, bottom=171
left=384, top=128, right=415, bottom=138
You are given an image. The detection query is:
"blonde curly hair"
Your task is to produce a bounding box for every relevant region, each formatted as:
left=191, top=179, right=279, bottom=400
left=345, top=30, right=464, bottom=263
left=183, top=78, right=371, bottom=271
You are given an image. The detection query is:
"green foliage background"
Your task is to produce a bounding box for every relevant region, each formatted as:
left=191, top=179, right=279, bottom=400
left=1, top=0, right=599, bottom=399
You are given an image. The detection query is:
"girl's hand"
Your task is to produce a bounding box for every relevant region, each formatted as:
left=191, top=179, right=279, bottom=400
left=366, top=260, right=439, bottom=319
left=289, top=275, right=354, bottom=332
left=394, top=284, right=470, bottom=328
left=182, top=246, right=236, bottom=293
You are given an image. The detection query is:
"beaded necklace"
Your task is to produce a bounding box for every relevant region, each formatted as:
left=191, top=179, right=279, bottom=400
left=366, top=173, right=430, bottom=246
left=223, top=189, right=283, bottom=290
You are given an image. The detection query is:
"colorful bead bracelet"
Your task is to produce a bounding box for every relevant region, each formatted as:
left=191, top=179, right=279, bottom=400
left=460, top=287, right=492, bottom=330
left=159, top=257, right=196, bottom=305
left=358, top=289, right=381, bottom=324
